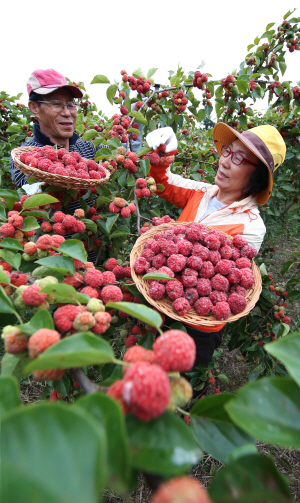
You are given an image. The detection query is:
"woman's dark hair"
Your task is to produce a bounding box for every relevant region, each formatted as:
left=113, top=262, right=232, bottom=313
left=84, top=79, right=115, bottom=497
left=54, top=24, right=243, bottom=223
left=29, top=91, right=44, bottom=105
left=245, top=159, right=269, bottom=195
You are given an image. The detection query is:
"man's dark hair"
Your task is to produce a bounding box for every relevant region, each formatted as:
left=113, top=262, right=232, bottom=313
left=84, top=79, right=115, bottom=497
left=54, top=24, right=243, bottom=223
left=29, top=91, right=44, bottom=105
left=247, top=159, right=269, bottom=195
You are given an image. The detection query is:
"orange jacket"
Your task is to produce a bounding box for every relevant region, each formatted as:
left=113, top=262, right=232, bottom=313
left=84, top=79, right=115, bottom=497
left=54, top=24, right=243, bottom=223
left=149, top=159, right=266, bottom=332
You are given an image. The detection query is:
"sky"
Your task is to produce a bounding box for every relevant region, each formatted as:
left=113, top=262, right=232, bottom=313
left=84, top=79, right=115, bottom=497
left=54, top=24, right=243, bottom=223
left=2, top=2, right=299, bottom=117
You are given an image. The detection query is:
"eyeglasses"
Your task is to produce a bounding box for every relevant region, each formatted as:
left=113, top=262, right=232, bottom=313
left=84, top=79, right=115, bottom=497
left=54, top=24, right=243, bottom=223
left=221, top=145, right=257, bottom=167
left=37, top=100, right=78, bottom=112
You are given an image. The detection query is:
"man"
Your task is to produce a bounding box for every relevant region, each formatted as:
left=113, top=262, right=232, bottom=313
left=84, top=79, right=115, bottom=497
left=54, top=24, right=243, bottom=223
left=11, top=68, right=103, bottom=190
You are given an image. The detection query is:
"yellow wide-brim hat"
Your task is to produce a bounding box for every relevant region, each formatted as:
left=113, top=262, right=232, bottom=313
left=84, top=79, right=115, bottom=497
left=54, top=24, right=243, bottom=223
left=213, top=123, right=286, bottom=205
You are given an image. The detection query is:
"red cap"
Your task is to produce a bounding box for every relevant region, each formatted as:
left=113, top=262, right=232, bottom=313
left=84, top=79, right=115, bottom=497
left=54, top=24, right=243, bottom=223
left=27, top=69, right=83, bottom=98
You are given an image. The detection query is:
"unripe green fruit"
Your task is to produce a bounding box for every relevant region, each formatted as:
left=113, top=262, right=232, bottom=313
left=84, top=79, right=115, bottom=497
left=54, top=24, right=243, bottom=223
left=32, top=301, right=50, bottom=313
left=38, top=276, right=59, bottom=288
left=253, top=336, right=259, bottom=340
left=23, top=252, right=38, bottom=262
left=147, top=177, right=155, bottom=185
left=1, top=325, right=17, bottom=339
left=87, top=298, right=105, bottom=314
left=15, top=285, right=28, bottom=296
left=37, top=249, right=48, bottom=259
left=120, top=330, right=128, bottom=338
left=167, top=376, right=193, bottom=411
left=14, top=295, right=28, bottom=310
left=111, top=316, right=118, bottom=323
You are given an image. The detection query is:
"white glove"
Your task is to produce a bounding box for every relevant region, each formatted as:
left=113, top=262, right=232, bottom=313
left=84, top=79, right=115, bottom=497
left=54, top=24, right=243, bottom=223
left=22, top=182, right=43, bottom=195
left=146, top=127, right=178, bottom=153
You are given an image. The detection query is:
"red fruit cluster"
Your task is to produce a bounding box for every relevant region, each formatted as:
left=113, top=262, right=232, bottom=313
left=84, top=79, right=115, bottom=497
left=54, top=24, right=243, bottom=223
left=170, top=89, right=188, bottom=114
left=52, top=212, right=86, bottom=235
left=221, top=74, right=237, bottom=90
left=192, top=70, right=209, bottom=90
left=19, top=146, right=107, bottom=181
left=135, top=176, right=157, bottom=199
left=36, top=233, right=66, bottom=250
left=134, top=224, right=256, bottom=321
left=123, top=74, right=151, bottom=95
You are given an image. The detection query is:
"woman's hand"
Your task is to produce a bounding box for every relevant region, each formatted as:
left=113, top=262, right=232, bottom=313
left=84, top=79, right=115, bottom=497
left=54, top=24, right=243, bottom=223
left=146, top=127, right=178, bottom=153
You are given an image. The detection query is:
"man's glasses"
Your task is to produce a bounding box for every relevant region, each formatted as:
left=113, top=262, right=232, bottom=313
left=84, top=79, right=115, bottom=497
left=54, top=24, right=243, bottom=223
left=37, top=100, right=79, bottom=112
left=221, top=145, right=257, bottom=167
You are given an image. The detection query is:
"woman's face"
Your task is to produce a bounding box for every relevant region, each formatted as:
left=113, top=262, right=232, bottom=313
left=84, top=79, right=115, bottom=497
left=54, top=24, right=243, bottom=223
left=215, top=139, right=258, bottom=199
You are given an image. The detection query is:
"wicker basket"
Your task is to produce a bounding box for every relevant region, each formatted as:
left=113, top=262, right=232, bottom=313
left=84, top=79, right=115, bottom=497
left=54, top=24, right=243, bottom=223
left=11, top=146, right=110, bottom=189
left=130, top=222, right=262, bottom=327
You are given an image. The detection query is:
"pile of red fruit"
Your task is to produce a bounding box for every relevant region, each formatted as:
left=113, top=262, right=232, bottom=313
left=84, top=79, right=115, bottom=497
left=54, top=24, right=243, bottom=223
left=19, top=146, right=107, bottom=181
left=133, top=223, right=257, bottom=321
left=192, top=71, right=208, bottom=90
left=121, top=71, right=151, bottom=95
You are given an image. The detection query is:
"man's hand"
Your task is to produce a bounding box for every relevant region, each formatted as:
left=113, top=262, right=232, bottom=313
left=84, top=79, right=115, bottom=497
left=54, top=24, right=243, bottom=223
left=146, top=127, right=178, bottom=153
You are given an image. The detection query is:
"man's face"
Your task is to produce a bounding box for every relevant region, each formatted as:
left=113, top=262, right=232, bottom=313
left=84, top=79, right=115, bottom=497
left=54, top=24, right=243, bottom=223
left=29, top=88, right=77, bottom=143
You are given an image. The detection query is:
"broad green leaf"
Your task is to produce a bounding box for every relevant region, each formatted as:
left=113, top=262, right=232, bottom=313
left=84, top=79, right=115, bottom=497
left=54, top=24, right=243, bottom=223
left=208, top=453, right=292, bottom=503
left=0, top=249, right=21, bottom=270
left=197, top=109, right=206, bottom=123
left=57, top=240, right=87, bottom=264
left=75, top=393, right=131, bottom=492
left=281, top=260, right=295, bottom=275
left=106, top=84, right=118, bottom=105
left=22, top=216, right=40, bottom=231
left=106, top=137, right=122, bottom=148
left=286, top=290, right=300, bottom=302
left=120, top=283, right=148, bottom=305
left=40, top=284, right=87, bottom=306
left=128, top=111, right=147, bottom=125
left=2, top=403, right=105, bottom=503
left=106, top=302, right=162, bottom=329
left=22, top=194, right=58, bottom=209
left=96, top=196, right=112, bottom=207
left=83, top=129, right=98, bottom=141
left=0, top=238, right=23, bottom=251
left=126, top=411, right=202, bottom=476
left=136, top=147, right=151, bottom=157
left=0, top=375, right=20, bottom=420
left=132, top=67, right=146, bottom=78
left=191, top=394, right=254, bottom=463
left=0, top=189, right=19, bottom=199
left=25, top=332, right=114, bottom=372
left=237, top=80, right=249, bottom=94
left=0, top=285, right=18, bottom=315
left=19, top=309, right=55, bottom=335
left=0, top=270, right=10, bottom=284
left=22, top=210, right=50, bottom=219
left=279, top=62, right=287, bottom=76
left=226, top=377, right=300, bottom=447
left=106, top=214, right=119, bottom=233
left=90, top=74, right=110, bottom=84
left=127, top=127, right=140, bottom=136
left=35, top=255, right=75, bottom=275
left=110, top=229, right=130, bottom=239
left=147, top=68, right=157, bottom=79
left=265, top=333, right=300, bottom=387
left=139, top=158, right=150, bottom=177
left=80, top=219, right=97, bottom=234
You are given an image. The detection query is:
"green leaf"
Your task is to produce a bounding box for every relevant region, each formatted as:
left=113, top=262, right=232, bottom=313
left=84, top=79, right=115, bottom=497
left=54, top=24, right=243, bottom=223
left=286, top=290, right=300, bottom=302
left=83, top=129, right=98, bottom=141
left=110, top=228, right=130, bottom=239
left=279, top=62, right=287, bottom=76
left=0, top=249, right=21, bottom=270
left=22, top=210, right=50, bottom=219
left=106, top=302, right=162, bottom=329
left=0, top=286, right=18, bottom=316
left=106, top=214, right=119, bottom=234
left=139, top=158, right=150, bottom=177
left=0, top=189, right=19, bottom=199
left=35, top=255, right=75, bottom=276
left=281, top=260, right=295, bottom=275
left=25, top=332, right=114, bottom=372
left=18, top=309, right=54, bottom=335
left=22, top=194, right=59, bottom=209
left=0, top=270, right=10, bottom=284
left=208, top=453, right=292, bottom=503
left=96, top=196, right=112, bottom=207
left=106, top=137, right=122, bottom=148
left=142, top=273, right=175, bottom=282
left=80, top=219, right=97, bottom=234
left=90, top=74, right=110, bottom=84
left=22, top=216, right=40, bottom=231
left=132, top=67, right=146, bottom=79
left=0, top=375, right=20, bottom=420
left=190, top=394, right=254, bottom=463
left=2, top=403, right=105, bottom=503
left=128, top=127, right=141, bottom=136
left=136, top=147, right=151, bottom=157
left=147, top=68, right=158, bottom=79
left=215, top=86, right=224, bottom=98
left=126, top=411, right=202, bottom=476
left=6, top=124, right=22, bottom=133
left=197, top=109, right=206, bottom=123
left=237, top=80, right=249, bottom=94
left=128, top=111, right=147, bottom=125
left=226, top=377, right=300, bottom=448
left=40, top=283, right=88, bottom=306
left=265, top=333, right=300, bottom=387
left=106, top=84, right=118, bottom=105
left=0, top=238, right=23, bottom=251
left=75, top=393, right=131, bottom=492
left=57, top=240, right=87, bottom=264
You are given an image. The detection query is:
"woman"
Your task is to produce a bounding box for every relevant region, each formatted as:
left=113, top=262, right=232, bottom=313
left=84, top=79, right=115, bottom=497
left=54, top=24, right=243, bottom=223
left=145, top=123, right=286, bottom=367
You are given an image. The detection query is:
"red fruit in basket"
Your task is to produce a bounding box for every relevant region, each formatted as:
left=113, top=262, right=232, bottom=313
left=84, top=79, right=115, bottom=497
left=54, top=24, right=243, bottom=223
left=240, top=244, right=257, bottom=259
left=166, top=280, right=184, bottom=300
left=210, top=290, right=228, bottom=305
left=208, top=250, right=221, bottom=265
left=194, top=297, right=213, bottom=316
left=133, top=257, right=150, bottom=275
left=211, top=274, right=229, bottom=292
left=38, top=158, right=52, bottom=172
left=212, top=301, right=231, bottom=320
left=236, top=257, right=251, bottom=269
left=177, top=239, right=193, bottom=256
left=192, top=243, right=209, bottom=261
left=196, top=278, right=212, bottom=297
left=172, top=297, right=191, bottom=316
left=204, top=234, right=221, bottom=251
left=186, top=255, right=203, bottom=271
left=232, top=235, right=248, bottom=249
left=228, top=293, right=247, bottom=314
left=227, top=268, right=243, bottom=284
left=152, top=254, right=167, bottom=269
left=200, top=261, right=215, bottom=279
left=149, top=281, right=166, bottom=300
left=214, top=259, right=233, bottom=275
left=239, top=270, right=254, bottom=289
left=219, top=245, right=233, bottom=260
left=167, top=254, right=187, bottom=273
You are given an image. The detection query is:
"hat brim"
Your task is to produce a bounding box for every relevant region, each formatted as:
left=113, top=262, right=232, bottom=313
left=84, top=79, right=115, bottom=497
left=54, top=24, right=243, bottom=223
left=212, top=122, right=273, bottom=205
left=31, top=84, right=83, bottom=99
